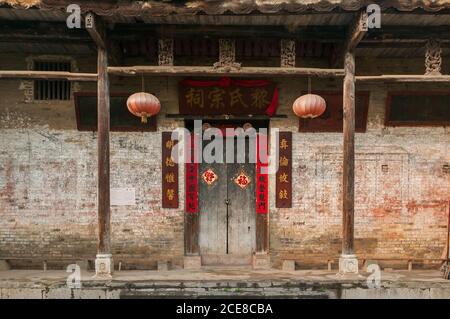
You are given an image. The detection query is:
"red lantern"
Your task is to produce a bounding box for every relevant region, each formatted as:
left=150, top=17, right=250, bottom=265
left=292, top=94, right=326, bottom=118
left=127, top=92, right=161, bottom=123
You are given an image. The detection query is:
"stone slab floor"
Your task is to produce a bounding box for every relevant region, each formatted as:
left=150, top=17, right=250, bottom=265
left=0, top=268, right=449, bottom=299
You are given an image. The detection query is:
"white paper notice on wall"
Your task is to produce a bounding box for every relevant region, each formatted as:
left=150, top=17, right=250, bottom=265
left=110, top=188, right=136, bottom=206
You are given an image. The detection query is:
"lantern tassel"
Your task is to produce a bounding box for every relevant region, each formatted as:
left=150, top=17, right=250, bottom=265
left=141, top=115, right=148, bottom=124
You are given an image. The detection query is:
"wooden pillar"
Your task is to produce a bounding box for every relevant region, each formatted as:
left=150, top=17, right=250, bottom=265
left=256, top=214, right=268, bottom=252
left=94, top=46, right=113, bottom=277
left=183, top=133, right=201, bottom=269
left=342, top=51, right=355, bottom=255
left=339, top=51, right=358, bottom=274
left=185, top=214, right=199, bottom=255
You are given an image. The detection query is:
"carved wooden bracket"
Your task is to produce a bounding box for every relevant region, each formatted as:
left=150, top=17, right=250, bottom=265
left=213, top=39, right=241, bottom=71
left=280, top=39, right=296, bottom=67
left=158, top=39, right=174, bottom=66
left=425, top=38, right=442, bottom=76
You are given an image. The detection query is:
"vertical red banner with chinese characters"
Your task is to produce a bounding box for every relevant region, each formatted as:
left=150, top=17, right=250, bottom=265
left=162, top=132, right=179, bottom=208
left=276, top=132, right=292, bottom=208
left=185, top=134, right=199, bottom=213
left=256, top=134, right=269, bottom=214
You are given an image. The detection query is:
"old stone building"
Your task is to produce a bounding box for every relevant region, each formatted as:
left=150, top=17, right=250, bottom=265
left=0, top=0, right=449, bottom=277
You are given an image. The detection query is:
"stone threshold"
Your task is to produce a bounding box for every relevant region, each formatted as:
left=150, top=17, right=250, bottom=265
left=0, top=269, right=449, bottom=299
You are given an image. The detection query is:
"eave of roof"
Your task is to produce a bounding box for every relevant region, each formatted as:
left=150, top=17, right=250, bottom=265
left=1, top=0, right=450, bottom=15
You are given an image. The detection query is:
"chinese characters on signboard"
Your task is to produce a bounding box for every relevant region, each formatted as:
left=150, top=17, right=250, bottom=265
left=276, top=132, right=292, bottom=208
left=162, top=132, right=178, bottom=208
left=179, top=79, right=277, bottom=115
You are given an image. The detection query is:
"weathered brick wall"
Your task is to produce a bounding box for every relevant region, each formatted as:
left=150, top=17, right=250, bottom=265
left=270, top=58, right=450, bottom=267
left=0, top=54, right=186, bottom=268
left=0, top=54, right=449, bottom=269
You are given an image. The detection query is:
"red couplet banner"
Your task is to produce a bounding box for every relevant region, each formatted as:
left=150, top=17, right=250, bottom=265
left=185, top=135, right=199, bottom=213
left=256, top=134, right=269, bottom=214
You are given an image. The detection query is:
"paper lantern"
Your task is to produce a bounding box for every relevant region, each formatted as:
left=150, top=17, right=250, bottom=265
left=292, top=94, right=326, bottom=118
left=127, top=92, right=160, bottom=123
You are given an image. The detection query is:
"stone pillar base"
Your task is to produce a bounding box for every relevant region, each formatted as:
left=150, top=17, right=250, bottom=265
left=252, top=253, right=271, bottom=270
left=157, top=260, right=169, bottom=271
left=184, top=255, right=201, bottom=270
left=0, top=260, right=10, bottom=271
left=338, top=254, right=359, bottom=275
left=94, top=254, right=113, bottom=278
left=282, top=260, right=296, bottom=271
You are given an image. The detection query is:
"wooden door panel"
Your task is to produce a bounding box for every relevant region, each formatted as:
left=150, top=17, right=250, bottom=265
left=227, top=137, right=256, bottom=256
left=198, top=135, right=256, bottom=264
left=198, top=140, right=227, bottom=256
left=227, top=163, right=256, bottom=256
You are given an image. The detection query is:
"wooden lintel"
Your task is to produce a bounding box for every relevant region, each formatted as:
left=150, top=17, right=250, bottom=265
left=108, top=66, right=344, bottom=78
left=0, top=71, right=97, bottom=81
left=165, top=114, right=288, bottom=120
left=356, top=75, right=450, bottom=83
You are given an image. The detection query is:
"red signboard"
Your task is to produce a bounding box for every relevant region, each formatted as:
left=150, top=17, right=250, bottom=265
left=179, top=77, right=279, bottom=116
left=276, top=132, right=292, bottom=208
left=162, top=132, right=178, bottom=208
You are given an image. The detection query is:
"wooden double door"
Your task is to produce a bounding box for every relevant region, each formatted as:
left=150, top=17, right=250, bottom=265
left=198, top=136, right=256, bottom=265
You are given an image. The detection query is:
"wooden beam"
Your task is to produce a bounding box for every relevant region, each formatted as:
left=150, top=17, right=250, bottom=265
left=2, top=20, right=450, bottom=45
left=0, top=21, right=91, bottom=43
left=85, top=12, right=122, bottom=66
left=108, top=66, right=344, bottom=78
left=366, top=26, right=450, bottom=41
left=0, top=71, right=97, bottom=81
left=359, top=39, right=450, bottom=49
left=356, top=75, right=450, bottom=82
left=346, top=11, right=369, bottom=52
left=97, top=46, right=111, bottom=257
left=342, top=51, right=356, bottom=256
left=85, top=12, right=106, bottom=49
left=112, top=24, right=347, bottom=41
left=333, top=11, right=368, bottom=67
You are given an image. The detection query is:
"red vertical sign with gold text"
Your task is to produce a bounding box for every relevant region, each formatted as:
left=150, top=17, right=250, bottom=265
left=162, top=132, right=179, bottom=208
left=276, top=132, right=292, bottom=208
left=185, top=134, right=199, bottom=213
left=256, top=134, right=269, bottom=214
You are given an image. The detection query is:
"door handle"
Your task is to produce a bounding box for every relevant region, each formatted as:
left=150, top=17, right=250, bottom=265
left=225, top=199, right=230, bottom=205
